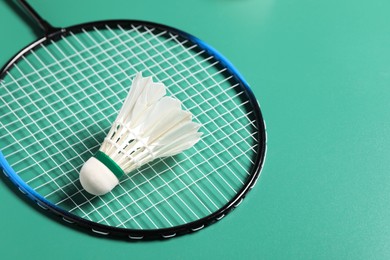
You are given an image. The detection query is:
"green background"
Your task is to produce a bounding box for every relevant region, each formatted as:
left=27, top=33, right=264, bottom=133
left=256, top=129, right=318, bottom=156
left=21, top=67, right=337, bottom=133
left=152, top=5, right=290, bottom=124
left=1, top=0, right=390, bottom=259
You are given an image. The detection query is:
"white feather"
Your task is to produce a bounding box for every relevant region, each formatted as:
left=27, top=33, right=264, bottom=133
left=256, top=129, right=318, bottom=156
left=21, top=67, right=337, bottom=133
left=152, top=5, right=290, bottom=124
left=80, top=72, right=202, bottom=195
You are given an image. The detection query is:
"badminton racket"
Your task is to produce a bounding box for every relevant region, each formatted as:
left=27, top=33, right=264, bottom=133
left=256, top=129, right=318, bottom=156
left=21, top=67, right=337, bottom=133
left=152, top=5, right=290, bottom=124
left=0, top=0, right=267, bottom=239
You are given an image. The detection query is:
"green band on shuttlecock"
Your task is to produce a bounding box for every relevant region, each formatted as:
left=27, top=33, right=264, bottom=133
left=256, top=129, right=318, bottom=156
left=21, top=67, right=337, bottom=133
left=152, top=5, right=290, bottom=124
left=94, top=151, right=125, bottom=179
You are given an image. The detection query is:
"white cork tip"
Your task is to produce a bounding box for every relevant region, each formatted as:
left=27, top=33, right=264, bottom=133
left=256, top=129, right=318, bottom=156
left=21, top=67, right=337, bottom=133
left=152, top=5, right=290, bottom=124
left=79, top=157, right=119, bottom=196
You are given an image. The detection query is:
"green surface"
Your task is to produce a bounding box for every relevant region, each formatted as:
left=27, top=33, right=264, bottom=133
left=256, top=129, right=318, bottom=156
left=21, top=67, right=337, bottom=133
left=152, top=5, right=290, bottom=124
left=1, top=0, right=390, bottom=259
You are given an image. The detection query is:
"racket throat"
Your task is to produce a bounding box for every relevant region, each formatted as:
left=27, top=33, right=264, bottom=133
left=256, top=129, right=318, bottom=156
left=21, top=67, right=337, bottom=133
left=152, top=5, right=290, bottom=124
left=18, top=0, right=62, bottom=36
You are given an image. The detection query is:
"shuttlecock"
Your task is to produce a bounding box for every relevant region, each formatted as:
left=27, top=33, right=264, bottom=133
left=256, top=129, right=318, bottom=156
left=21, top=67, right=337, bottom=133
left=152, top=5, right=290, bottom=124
left=79, top=73, right=202, bottom=196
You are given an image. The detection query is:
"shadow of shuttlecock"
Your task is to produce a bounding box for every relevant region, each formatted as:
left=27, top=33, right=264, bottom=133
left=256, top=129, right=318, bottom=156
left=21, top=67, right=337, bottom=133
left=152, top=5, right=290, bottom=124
left=121, top=156, right=182, bottom=189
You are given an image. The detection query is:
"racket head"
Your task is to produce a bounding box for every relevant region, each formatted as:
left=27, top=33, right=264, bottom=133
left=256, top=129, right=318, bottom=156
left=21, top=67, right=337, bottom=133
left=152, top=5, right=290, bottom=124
left=0, top=20, right=266, bottom=239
